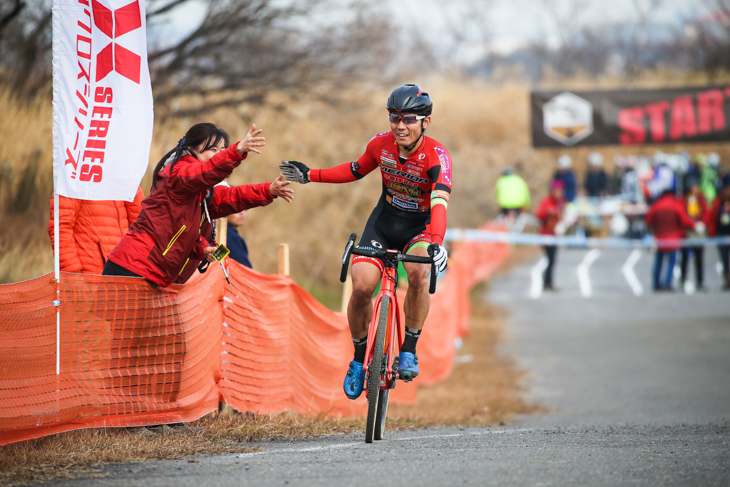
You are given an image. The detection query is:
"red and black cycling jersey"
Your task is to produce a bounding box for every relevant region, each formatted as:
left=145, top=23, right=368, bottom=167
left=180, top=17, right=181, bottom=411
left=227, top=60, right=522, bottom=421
left=309, top=132, right=452, bottom=244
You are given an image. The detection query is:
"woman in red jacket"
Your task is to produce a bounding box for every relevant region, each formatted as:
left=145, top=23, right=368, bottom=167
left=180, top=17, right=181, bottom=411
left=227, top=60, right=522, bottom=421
left=645, top=188, right=697, bottom=291
left=536, top=179, right=565, bottom=291
left=104, top=122, right=293, bottom=286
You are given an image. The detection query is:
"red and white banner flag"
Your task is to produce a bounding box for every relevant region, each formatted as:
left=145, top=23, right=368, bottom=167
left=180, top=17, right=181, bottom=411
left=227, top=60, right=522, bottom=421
left=52, top=0, right=153, bottom=201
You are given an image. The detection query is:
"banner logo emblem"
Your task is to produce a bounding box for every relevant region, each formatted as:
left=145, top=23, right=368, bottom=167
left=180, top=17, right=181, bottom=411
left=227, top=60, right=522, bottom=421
left=93, top=0, right=142, bottom=83
left=543, top=92, right=593, bottom=146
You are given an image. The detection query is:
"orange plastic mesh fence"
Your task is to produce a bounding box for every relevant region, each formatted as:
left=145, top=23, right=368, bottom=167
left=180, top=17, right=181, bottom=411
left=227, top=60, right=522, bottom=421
left=0, top=225, right=508, bottom=446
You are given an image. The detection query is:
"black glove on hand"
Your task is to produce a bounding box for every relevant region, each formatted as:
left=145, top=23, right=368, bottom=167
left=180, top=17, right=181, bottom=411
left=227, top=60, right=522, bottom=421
left=279, top=160, right=310, bottom=184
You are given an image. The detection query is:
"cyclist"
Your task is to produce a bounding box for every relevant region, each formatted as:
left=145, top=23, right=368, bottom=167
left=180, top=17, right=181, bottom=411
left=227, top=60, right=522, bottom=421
left=280, top=84, right=451, bottom=399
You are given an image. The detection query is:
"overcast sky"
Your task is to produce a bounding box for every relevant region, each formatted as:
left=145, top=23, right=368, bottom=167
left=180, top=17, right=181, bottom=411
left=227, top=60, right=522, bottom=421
left=152, top=0, right=714, bottom=58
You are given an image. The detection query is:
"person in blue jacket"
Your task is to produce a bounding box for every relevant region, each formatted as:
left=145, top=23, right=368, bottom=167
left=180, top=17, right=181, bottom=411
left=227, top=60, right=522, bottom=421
left=553, top=155, right=576, bottom=202
left=227, top=210, right=252, bottom=268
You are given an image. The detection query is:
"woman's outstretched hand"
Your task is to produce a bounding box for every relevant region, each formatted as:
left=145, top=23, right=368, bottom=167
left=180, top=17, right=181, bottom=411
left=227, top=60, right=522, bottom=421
left=237, top=124, right=266, bottom=155
left=270, top=174, right=294, bottom=203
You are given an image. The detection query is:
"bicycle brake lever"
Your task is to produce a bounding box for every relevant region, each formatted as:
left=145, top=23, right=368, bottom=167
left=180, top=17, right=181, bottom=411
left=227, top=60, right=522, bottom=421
left=427, top=243, right=438, bottom=294
left=340, top=233, right=357, bottom=283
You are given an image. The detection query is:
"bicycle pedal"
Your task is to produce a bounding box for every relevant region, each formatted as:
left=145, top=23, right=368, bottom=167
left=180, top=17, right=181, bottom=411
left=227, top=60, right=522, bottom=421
left=397, top=373, right=414, bottom=383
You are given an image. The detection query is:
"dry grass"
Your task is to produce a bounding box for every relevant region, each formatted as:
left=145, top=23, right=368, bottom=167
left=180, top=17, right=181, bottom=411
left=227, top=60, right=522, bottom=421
left=0, top=294, right=537, bottom=485
left=4, top=73, right=730, bottom=288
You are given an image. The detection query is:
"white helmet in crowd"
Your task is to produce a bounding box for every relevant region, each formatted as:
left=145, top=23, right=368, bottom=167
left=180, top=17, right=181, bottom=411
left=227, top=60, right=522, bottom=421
left=557, top=155, right=572, bottom=169
left=588, top=151, right=603, bottom=167
left=708, top=153, right=720, bottom=168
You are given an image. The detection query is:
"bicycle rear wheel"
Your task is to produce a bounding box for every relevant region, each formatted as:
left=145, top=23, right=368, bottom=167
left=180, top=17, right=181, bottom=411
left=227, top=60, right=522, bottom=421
left=374, top=388, right=389, bottom=440
left=365, top=294, right=389, bottom=443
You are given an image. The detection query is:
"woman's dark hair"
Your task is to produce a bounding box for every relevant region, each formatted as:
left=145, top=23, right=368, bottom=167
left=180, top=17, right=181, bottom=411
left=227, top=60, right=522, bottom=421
left=152, top=123, right=230, bottom=189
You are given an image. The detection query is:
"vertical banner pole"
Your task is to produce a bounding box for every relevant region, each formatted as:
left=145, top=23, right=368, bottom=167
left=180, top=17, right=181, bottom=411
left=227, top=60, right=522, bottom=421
left=54, top=193, right=61, bottom=375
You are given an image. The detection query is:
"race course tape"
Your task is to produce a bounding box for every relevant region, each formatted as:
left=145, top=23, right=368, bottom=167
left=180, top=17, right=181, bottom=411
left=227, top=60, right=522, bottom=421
left=445, top=229, right=730, bottom=249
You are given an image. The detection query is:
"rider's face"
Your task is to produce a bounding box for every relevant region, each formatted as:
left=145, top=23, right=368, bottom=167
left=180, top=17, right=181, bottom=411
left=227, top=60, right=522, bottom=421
left=390, top=113, right=431, bottom=151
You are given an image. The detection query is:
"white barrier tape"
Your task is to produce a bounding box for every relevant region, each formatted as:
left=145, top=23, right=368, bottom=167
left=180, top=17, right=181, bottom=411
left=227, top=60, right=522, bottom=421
left=445, top=228, right=730, bottom=249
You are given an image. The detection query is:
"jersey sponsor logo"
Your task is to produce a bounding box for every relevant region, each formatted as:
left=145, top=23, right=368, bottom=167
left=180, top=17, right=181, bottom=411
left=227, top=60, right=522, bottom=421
left=388, top=181, right=424, bottom=198
left=381, top=165, right=430, bottom=184
left=434, top=146, right=452, bottom=185
left=391, top=196, right=419, bottom=211
left=418, top=153, right=426, bottom=161
left=431, top=189, right=450, bottom=201
left=370, top=131, right=390, bottom=142
left=351, top=161, right=362, bottom=173
left=370, top=240, right=383, bottom=249
left=380, top=157, right=397, bottom=168
left=406, top=168, right=421, bottom=176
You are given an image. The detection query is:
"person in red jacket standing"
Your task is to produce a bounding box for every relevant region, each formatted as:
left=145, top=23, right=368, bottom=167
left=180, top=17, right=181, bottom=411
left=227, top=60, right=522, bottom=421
left=645, top=187, right=698, bottom=291
left=679, top=178, right=709, bottom=291
left=104, top=122, right=293, bottom=287
left=536, top=179, right=565, bottom=291
left=707, top=176, right=730, bottom=290
left=48, top=188, right=145, bottom=274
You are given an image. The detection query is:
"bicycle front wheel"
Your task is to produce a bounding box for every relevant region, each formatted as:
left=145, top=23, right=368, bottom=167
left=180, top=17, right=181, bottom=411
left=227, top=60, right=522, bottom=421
left=374, top=388, right=389, bottom=440
left=365, top=294, right=389, bottom=443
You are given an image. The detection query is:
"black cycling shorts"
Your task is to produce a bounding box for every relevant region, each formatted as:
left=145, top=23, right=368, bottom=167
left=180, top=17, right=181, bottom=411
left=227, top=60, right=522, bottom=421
left=354, top=202, right=431, bottom=273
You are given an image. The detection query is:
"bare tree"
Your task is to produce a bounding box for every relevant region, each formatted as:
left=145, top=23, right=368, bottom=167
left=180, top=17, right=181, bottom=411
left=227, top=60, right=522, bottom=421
left=0, top=0, right=24, bottom=37
left=0, top=0, right=395, bottom=113
left=0, top=0, right=51, bottom=99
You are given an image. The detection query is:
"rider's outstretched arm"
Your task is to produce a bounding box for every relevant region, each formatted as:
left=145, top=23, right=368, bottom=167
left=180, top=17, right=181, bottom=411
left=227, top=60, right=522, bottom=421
left=310, top=159, right=378, bottom=183
left=280, top=158, right=378, bottom=184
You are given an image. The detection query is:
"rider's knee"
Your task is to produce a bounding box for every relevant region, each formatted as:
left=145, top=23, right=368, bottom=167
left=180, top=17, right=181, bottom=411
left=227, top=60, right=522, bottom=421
left=406, top=266, right=430, bottom=290
left=350, top=281, right=376, bottom=303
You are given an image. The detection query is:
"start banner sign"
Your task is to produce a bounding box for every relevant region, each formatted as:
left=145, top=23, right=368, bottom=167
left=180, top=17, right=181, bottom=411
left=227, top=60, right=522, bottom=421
left=52, top=0, right=153, bottom=201
left=531, top=86, right=730, bottom=148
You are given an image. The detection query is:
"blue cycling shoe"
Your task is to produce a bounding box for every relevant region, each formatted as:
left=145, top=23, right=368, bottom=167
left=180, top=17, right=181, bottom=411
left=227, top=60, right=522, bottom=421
left=397, top=352, right=419, bottom=380
left=343, top=360, right=366, bottom=400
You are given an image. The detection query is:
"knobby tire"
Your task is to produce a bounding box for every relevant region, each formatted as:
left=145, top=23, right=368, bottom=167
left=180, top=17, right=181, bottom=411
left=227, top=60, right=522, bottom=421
left=374, top=388, right=389, bottom=440
left=365, top=295, right=389, bottom=443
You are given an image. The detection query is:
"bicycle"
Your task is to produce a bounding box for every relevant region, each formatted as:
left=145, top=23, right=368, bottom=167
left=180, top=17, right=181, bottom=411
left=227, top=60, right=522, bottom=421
left=340, top=233, right=438, bottom=443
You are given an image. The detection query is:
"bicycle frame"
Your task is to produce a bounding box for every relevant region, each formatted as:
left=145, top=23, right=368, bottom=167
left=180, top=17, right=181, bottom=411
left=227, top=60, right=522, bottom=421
left=361, top=251, right=403, bottom=392
left=340, top=232, right=438, bottom=442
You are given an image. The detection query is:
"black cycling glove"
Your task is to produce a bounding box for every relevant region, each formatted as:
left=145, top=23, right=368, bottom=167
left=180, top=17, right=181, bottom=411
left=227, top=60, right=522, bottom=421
left=279, top=160, right=310, bottom=184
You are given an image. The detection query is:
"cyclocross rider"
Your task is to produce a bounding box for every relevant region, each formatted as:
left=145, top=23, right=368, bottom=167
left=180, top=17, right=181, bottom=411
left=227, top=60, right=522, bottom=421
left=280, top=84, right=452, bottom=399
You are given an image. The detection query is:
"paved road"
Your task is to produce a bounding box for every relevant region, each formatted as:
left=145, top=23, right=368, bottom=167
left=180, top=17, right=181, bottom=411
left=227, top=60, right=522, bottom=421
left=37, top=248, right=730, bottom=487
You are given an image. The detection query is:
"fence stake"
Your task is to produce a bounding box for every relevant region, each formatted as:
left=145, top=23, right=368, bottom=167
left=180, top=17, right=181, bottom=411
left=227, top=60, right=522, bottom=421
left=278, top=243, right=290, bottom=276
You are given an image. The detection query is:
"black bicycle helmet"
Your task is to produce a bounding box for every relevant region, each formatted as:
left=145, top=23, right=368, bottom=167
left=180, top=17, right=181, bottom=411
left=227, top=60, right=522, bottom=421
left=386, top=84, right=433, bottom=116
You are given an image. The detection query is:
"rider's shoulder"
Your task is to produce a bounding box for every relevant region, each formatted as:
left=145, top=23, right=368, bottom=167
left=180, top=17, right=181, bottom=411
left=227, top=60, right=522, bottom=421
left=421, top=136, right=450, bottom=156
left=367, top=131, right=393, bottom=144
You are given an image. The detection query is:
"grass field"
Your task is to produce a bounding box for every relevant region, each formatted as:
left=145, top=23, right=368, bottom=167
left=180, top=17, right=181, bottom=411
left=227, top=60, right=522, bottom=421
left=2, top=74, right=729, bottom=289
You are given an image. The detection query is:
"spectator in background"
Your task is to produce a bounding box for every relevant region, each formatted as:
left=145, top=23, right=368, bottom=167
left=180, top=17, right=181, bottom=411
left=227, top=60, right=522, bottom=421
left=645, top=157, right=677, bottom=203
left=583, top=151, right=608, bottom=198
left=701, top=153, right=720, bottom=204
left=708, top=175, right=730, bottom=290
left=553, top=155, right=576, bottom=202
left=679, top=178, right=708, bottom=291
left=645, top=183, right=698, bottom=292
left=619, top=157, right=640, bottom=203
left=536, top=179, right=565, bottom=291
left=495, top=166, right=531, bottom=218
left=227, top=210, right=252, bottom=268
left=48, top=188, right=145, bottom=274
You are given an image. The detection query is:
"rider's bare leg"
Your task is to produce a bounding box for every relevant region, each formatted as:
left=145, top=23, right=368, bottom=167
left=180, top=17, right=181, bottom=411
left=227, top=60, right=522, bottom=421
left=403, top=247, right=431, bottom=332
left=347, top=261, right=381, bottom=339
